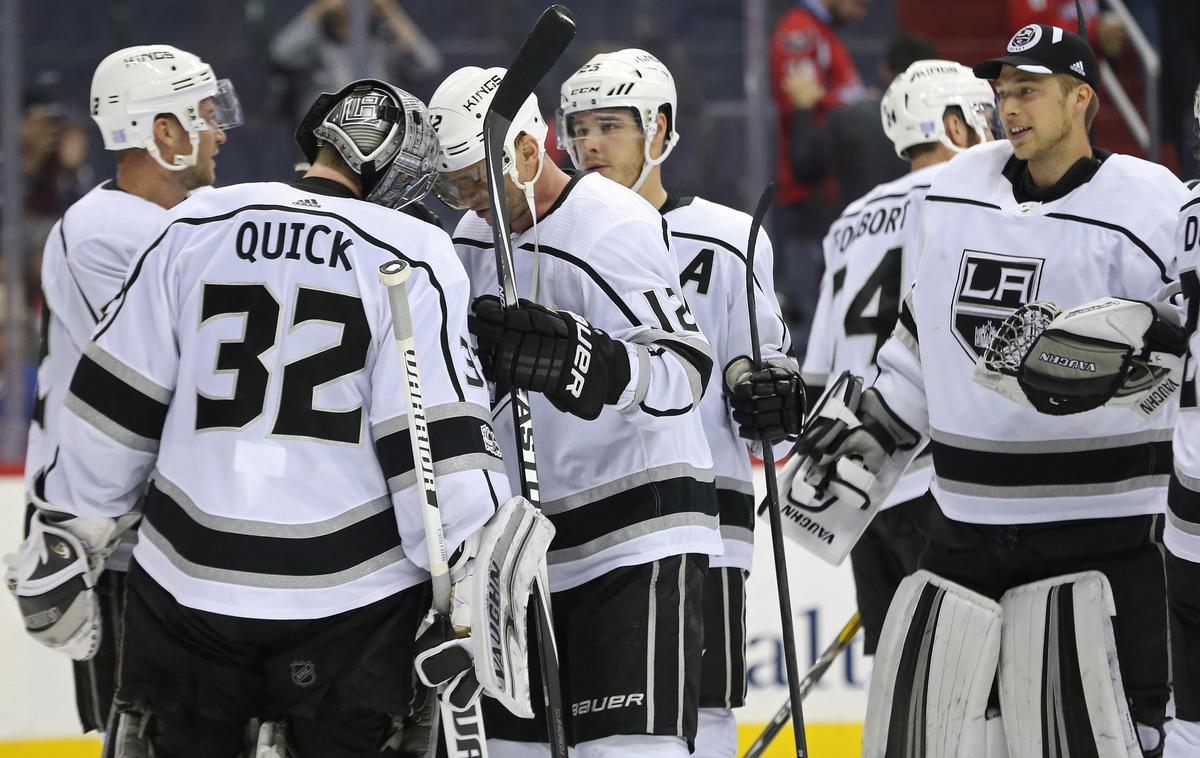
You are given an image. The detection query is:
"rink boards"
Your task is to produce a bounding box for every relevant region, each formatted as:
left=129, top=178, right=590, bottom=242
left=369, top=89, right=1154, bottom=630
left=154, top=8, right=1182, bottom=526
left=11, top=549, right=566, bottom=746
left=0, top=466, right=869, bottom=756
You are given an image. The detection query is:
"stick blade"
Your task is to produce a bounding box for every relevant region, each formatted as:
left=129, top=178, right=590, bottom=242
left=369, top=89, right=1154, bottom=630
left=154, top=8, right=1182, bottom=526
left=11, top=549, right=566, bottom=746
left=489, top=5, right=576, bottom=121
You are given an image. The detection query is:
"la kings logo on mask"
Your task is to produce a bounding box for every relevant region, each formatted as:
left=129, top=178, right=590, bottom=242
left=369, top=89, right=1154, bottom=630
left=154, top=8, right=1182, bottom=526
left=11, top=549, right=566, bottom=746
left=952, top=250, right=1044, bottom=360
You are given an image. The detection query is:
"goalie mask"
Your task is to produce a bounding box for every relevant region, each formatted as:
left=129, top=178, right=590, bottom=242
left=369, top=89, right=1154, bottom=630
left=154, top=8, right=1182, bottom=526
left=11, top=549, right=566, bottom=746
left=557, top=48, right=680, bottom=191
left=295, top=79, right=439, bottom=210
left=880, top=59, right=997, bottom=159
left=90, top=44, right=242, bottom=172
left=427, top=66, right=548, bottom=210
left=974, top=297, right=1186, bottom=417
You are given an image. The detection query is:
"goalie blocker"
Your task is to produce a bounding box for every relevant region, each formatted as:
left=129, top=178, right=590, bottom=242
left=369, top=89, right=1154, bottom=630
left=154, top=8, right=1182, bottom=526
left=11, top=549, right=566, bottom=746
left=866, top=571, right=1148, bottom=758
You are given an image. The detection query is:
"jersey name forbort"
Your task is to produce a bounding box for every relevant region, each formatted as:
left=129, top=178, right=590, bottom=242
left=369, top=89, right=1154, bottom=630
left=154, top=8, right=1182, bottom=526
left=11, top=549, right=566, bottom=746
left=44, top=179, right=508, bottom=620
left=664, top=195, right=793, bottom=572
left=873, top=140, right=1187, bottom=525
left=27, top=182, right=167, bottom=514
left=803, top=166, right=943, bottom=509
left=453, top=172, right=721, bottom=592
left=1166, top=184, right=1200, bottom=564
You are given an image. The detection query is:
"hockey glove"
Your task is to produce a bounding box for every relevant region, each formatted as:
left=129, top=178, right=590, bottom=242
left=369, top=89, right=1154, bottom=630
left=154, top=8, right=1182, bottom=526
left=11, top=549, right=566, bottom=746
left=4, top=509, right=135, bottom=660
left=1016, top=298, right=1186, bottom=416
left=469, top=295, right=631, bottom=420
left=723, top=356, right=806, bottom=444
left=415, top=610, right=482, bottom=712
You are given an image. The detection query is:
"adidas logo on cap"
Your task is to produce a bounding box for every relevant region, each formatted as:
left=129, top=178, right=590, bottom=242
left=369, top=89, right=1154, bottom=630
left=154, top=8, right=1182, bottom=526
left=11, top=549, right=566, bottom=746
left=1070, top=60, right=1086, bottom=77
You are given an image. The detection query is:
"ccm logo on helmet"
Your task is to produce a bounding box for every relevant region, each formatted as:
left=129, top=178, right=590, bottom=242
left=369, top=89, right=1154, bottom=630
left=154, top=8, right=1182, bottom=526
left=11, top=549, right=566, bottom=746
left=570, top=85, right=600, bottom=95
left=462, top=74, right=503, bottom=113
left=123, top=51, right=175, bottom=66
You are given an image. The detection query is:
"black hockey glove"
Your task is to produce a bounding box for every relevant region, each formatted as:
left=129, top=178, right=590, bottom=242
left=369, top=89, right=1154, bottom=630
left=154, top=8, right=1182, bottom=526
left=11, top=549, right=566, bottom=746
left=469, top=296, right=631, bottom=420
left=723, top=356, right=806, bottom=444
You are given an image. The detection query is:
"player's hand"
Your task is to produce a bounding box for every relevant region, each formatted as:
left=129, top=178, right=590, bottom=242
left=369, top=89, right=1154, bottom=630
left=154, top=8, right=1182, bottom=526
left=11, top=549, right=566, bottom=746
left=723, top=356, right=805, bottom=444
left=783, top=69, right=825, bottom=111
left=414, top=611, right=483, bottom=712
left=469, top=295, right=631, bottom=420
left=1097, top=12, right=1128, bottom=58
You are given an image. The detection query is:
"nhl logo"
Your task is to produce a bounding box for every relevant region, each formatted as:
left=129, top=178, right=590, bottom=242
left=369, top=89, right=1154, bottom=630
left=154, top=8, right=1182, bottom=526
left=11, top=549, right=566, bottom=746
left=1007, top=24, right=1043, bottom=53
left=952, top=250, right=1044, bottom=360
left=290, top=660, right=316, bottom=688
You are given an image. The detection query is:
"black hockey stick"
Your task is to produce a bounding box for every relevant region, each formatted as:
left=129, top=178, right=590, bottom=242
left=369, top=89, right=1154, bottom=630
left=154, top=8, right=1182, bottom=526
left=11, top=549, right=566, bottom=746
left=379, top=260, right=488, bottom=758
left=745, top=181, right=809, bottom=758
left=742, top=612, right=862, bottom=758
left=482, top=6, right=575, bottom=757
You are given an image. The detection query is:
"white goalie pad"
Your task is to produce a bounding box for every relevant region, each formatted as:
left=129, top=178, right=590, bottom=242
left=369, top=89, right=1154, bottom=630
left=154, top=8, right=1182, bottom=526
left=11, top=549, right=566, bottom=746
left=472, top=496, right=555, bottom=719
left=999, top=571, right=1141, bottom=758
left=864, top=570, right=1003, bottom=758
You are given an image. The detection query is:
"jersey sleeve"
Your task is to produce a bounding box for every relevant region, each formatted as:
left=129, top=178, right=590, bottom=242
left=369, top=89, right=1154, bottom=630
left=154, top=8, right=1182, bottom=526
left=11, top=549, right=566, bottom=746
left=369, top=243, right=510, bottom=571
left=41, top=229, right=183, bottom=518
left=871, top=286, right=929, bottom=438
left=801, top=232, right=837, bottom=398
left=1167, top=193, right=1200, bottom=564
left=578, top=218, right=714, bottom=429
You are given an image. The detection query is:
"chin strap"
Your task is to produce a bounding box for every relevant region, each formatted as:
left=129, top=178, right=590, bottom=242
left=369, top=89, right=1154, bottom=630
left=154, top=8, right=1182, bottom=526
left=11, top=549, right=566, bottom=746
left=510, top=149, right=546, bottom=302
left=631, top=125, right=677, bottom=192
left=143, top=131, right=200, bottom=172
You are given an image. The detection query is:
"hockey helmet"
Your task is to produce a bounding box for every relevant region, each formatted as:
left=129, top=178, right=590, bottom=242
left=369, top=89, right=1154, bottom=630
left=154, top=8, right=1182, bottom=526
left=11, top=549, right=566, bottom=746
left=295, top=79, right=439, bottom=210
left=90, top=44, right=242, bottom=171
left=557, top=48, right=679, bottom=191
left=880, top=59, right=996, bottom=160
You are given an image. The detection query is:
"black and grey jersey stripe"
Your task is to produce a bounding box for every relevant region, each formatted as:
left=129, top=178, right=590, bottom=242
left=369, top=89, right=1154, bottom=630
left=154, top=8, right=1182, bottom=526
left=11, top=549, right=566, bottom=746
left=140, top=472, right=404, bottom=587
left=930, top=428, right=1172, bottom=499
left=65, top=343, right=171, bottom=452
left=373, top=402, right=505, bottom=492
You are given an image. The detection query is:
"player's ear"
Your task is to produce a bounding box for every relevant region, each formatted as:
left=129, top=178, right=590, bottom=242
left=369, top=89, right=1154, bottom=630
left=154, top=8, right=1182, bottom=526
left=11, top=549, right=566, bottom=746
left=650, top=111, right=669, bottom=158
left=153, top=114, right=182, bottom=153
left=943, top=112, right=970, bottom=149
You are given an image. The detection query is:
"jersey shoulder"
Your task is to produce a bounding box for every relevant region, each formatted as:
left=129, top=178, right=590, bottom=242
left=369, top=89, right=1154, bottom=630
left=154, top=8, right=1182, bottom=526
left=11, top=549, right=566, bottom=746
left=565, top=172, right=663, bottom=231
left=924, top=140, right=1012, bottom=201
left=61, top=181, right=168, bottom=250
left=837, top=163, right=943, bottom=219
left=665, top=196, right=759, bottom=253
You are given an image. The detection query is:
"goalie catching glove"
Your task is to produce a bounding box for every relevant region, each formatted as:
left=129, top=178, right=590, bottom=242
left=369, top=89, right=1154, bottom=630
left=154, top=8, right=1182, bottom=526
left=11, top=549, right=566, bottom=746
left=4, top=509, right=137, bottom=660
left=974, top=297, right=1186, bottom=417
left=775, top=371, right=920, bottom=565
left=414, top=496, right=555, bottom=717
left=723, top=356, right=806, bottom=444
left=469, top=295, right=631, bottom=420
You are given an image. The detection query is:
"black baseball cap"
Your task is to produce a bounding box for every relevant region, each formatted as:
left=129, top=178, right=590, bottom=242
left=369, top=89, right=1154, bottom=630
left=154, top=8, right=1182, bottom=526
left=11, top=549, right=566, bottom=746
left=973, top=24, right=1098, bottom=89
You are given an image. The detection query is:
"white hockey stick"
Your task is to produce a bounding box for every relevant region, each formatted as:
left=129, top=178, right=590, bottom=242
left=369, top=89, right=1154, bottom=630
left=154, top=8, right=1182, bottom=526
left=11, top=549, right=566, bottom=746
left=379, top=258, right=488, bottom=758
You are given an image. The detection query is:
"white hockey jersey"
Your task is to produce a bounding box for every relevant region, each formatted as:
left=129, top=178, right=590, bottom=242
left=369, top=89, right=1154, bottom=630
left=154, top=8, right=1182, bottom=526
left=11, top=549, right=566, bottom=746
left=27, top=182, right=167, bottom=507
left=873, top=140, right=1186, bottom=525
left=1166, top=183, right=1200, bottom=563
left=802, top=166, right=943, bottom=509
left=453, top=172, right=721, bottom=592
left=44, top=178, right=509, bottom=620
left=663, top=194, right=793, bottom=572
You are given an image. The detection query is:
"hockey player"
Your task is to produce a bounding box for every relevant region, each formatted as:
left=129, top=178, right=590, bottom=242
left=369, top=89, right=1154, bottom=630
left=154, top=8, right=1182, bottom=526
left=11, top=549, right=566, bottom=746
left=799, top=59, right=996, bottom=656
left=5, top=44, right=241, bottom=736
left=428, top=65, right=721, bottom=758
left=555, top=49, right=797, bottom=758
left=7, top=79, right=533, bottom=757
left=778, top=24, right=1187, bottom=756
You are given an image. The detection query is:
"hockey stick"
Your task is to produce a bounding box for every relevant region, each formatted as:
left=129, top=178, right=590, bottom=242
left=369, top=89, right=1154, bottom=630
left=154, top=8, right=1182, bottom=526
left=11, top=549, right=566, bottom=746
left=744, top=181, right=809, bottom=758
left=379, top=259, right=488, bottom=758
left=482, top=6, right=575, bottom=757
left=741, top=612, right=862, bottom=758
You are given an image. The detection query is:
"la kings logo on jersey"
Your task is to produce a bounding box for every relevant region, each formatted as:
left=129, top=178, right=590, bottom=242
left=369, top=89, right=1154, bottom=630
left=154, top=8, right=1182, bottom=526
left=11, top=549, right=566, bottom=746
left=952, top=250, right=1044, bottom=360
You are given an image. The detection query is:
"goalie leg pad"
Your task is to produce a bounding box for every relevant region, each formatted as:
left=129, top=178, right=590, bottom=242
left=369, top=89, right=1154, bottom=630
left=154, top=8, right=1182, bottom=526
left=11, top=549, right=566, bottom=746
left=472, top=495, right=556, bottom=718
left=999, top=571, right=1141, bottom=758
left=864, top=570, right=1003, bottom=758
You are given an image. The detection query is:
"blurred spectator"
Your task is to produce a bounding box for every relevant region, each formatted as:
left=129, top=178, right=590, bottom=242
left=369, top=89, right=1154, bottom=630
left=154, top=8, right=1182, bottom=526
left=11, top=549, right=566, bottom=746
left=1159, top=0, right=1200, bottom=178
left=269, top=0, right=442, bottom=123
left=769, top=0, right=869, bottom=358
left=1007, top=0, right=1127, bottom=58
left=790, top=33, right=938, bottom=216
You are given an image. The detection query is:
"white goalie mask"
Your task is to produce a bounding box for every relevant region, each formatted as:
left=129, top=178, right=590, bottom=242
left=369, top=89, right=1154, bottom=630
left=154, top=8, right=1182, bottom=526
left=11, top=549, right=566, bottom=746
left=556, top=48, right=679, bottom=191
left=90, top=44, right=242, bottom=172
left=880, top=59, right=997, bottom=160
left=427, top=66, right=548, bottom=210
left=295, top=79, right=439, bottom=209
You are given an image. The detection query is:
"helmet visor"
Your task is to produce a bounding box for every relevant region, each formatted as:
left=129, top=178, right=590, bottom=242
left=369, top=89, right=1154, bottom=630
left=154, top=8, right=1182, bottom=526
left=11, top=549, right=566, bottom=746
left=966, top=101, right=998, bottom=142
left=203, top=79, right=243, bottom=130
left=432, top=160, right=489, bottom=211
left=555, top=108, right=644, bottom=169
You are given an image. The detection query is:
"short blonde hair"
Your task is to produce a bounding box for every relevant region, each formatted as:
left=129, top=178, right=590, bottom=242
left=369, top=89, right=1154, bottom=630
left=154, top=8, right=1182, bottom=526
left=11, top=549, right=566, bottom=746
left=1058, top=75, right=1099, bottom=130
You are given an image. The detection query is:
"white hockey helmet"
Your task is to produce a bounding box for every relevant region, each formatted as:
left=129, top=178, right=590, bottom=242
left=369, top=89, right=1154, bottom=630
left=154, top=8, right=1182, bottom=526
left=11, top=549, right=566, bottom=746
left=556, top=48, right=679, bottom=191
left=90, top=44, right=242, bottom=172
left=427, top=66, right=547, bottom=209
left=880, top=59, right=996, bottom=160
left=295, top=79, right=439, bottom=209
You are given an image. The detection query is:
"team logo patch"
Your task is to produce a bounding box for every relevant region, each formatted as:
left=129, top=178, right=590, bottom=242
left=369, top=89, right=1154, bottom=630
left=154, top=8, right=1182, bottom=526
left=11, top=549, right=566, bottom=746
left=952, top=250, right=1044, bottom=360
left=290, top=660, right=316, bottom=687
left=1008, top=24, right=1042, bottom=53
